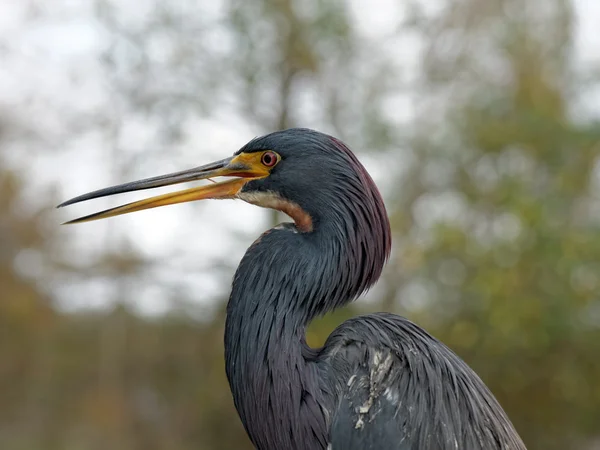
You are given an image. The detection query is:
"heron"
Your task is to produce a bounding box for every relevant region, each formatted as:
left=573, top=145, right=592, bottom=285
left=59, top=128, right=526, bottom=449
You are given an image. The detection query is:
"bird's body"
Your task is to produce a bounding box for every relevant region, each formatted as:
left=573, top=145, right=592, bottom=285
left=228, top=303, right=524, bottom=449
left=60, top=128, right=526, bottom=449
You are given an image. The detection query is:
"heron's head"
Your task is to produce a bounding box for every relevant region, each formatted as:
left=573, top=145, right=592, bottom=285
left=59, top=128, right=390, bottom=259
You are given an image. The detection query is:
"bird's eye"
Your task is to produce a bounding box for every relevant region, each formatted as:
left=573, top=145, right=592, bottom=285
left=261, top=151, right=278, bottom=167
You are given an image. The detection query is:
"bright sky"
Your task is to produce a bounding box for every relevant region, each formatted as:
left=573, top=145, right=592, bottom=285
left=1, top=0, right=598, bottom=315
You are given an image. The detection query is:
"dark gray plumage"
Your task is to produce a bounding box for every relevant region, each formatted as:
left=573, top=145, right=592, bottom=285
left=59, top=128, right=527, bottom=450
left=325, top=314, right=522, bottom=449
left=224, top=129, right=526, bottom=449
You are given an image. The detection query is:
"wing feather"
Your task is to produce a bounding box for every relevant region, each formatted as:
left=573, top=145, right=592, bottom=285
left=320, top=313, right=526, bottom=450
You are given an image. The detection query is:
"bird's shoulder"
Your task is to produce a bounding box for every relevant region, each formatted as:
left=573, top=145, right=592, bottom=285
left=317, top=312, right=526, bottom=450
left=319, top=312, right=464, bottom=379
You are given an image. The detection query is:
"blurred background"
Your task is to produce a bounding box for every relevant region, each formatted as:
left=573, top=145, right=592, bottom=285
left=1, top=0, right=600, bottom=448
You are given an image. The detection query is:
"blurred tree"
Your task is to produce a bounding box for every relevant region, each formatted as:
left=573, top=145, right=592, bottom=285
left=383, top=1, right=600, bottom=448
left=0, top=113, right=60, bottom=448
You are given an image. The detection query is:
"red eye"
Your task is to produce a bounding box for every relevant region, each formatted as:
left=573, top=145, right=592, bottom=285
left=261, top=151, right=278, bottom=167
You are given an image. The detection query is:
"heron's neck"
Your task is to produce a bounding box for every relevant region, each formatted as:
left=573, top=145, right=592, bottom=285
left=224, top=225, right=342, bottom=449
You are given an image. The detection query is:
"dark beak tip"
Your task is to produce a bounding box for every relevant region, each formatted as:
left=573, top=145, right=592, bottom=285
left=57, top=198, right=78, bottom=208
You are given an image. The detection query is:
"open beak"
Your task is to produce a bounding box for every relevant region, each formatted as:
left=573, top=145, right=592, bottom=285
left=57, top=152, right=271, bottom=224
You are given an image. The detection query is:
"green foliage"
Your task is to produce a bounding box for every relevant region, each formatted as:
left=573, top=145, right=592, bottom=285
left=383, top=1, right=600, bottom=448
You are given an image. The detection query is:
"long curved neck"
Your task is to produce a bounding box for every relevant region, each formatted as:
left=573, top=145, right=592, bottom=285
left=224, top=222, right=351, bottom=449
left=225, top=189, right=390, bottom=448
